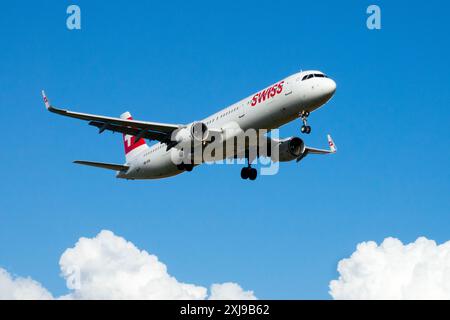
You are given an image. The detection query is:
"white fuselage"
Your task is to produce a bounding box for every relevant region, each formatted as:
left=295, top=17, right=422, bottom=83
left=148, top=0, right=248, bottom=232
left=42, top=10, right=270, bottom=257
left=118, top=70, right=336, bottom=180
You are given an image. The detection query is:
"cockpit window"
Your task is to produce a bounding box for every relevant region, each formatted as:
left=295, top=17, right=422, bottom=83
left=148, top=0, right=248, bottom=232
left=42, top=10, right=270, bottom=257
left=302, top=73, right=328, bottom=81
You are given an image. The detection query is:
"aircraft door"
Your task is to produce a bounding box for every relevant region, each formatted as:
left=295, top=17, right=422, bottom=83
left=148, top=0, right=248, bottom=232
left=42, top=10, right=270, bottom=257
left=283, top=78, right=293, bottom=96
left=238, top=102, right=246, bottom=119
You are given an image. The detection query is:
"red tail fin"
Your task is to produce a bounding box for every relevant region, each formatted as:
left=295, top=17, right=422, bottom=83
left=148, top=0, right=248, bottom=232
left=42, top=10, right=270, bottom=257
left=120, top=112, right=147, bottom=160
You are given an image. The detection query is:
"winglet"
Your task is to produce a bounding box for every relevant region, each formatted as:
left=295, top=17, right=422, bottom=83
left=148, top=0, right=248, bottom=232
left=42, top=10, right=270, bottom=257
left=41, top=90, right=50, bottom=110
left=327, top=134, right=337, bottom=153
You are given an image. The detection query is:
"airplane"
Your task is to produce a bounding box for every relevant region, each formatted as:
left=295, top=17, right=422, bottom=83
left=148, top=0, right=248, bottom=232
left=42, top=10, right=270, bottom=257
left=42, top=70, right=337, bottom=181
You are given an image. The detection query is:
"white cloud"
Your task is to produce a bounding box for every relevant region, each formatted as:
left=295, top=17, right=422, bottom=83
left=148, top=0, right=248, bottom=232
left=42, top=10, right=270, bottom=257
left=0, top=268, right=53, bottom=300
left=330, top=237, right=450, bottom=299
left=0, top=230, right=255, bottom=300
left=59, top=230, right=207, bottom=299
left=209, top=283, right=256, bottom=300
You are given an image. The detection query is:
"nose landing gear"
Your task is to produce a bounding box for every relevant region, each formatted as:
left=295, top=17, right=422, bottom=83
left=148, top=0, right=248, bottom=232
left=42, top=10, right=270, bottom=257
left=300, top=111, right=311, bottom=134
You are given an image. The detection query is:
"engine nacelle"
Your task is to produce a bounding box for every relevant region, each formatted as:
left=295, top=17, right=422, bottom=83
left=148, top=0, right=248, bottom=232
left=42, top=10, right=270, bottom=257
left=275, top=137, right=305, bottom=162
left=174, top=122, right=209, bottom=144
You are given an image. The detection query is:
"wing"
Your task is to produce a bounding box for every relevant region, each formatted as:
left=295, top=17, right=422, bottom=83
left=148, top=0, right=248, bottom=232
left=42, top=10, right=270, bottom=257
left=305, top=134, right=337, bottom=154
left=297, top=134, right=337, bottom=162
left=73, top=160, right=129, bottom=171
left=42, top=91, right=181, bottom=142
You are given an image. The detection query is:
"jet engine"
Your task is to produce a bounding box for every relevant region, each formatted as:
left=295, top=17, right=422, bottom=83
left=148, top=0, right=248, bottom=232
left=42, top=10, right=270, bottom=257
left=174, top=121, right=209, bottom=144
left=275, top=137, right=305, bottom=162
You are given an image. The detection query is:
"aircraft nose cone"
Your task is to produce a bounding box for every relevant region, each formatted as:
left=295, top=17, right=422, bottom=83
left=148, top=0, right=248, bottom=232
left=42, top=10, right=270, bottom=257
left=305, top=75, right=337, bottom=108
left=318, top=78, right=336, bottom=103
left=325, top=78, right=337, bottom=96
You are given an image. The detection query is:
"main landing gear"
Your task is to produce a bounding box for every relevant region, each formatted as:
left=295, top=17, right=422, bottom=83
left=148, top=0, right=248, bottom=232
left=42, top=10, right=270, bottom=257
left=241, top=165, right=257, bottom=181
left=300, top=110, right=311, bottom=134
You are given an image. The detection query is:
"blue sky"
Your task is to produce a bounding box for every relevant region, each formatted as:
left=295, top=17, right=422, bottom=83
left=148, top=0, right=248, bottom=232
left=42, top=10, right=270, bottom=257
left=0, top=0, right=449, bottom=299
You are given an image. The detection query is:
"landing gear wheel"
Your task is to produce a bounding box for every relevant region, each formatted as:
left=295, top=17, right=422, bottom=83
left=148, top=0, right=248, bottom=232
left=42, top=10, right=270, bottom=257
left=300, top=111, right=312, bottom=135
left=248, top=168, right=257, bottom=181
left=241, top=167, right=249, bottom=180
left=301, top=125, right=311, bottom=134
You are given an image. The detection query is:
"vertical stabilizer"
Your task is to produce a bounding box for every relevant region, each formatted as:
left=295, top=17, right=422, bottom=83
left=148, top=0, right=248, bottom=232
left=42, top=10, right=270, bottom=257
left=120, top=111, right=148, bottom=162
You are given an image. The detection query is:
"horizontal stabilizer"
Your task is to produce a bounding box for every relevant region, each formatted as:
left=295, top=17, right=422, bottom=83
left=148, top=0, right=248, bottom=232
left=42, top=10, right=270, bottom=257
left=73, top=160, right=129, bottom=171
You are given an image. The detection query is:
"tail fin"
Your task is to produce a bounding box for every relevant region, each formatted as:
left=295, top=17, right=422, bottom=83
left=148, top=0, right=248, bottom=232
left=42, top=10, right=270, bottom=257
left=120, top=111, right=148, bottom=162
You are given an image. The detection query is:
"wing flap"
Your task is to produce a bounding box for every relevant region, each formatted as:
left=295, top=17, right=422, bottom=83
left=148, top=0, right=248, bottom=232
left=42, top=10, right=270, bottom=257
left=88, top=121, right=168, bottom=142
left=73, top=160, right=129, bottom=171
